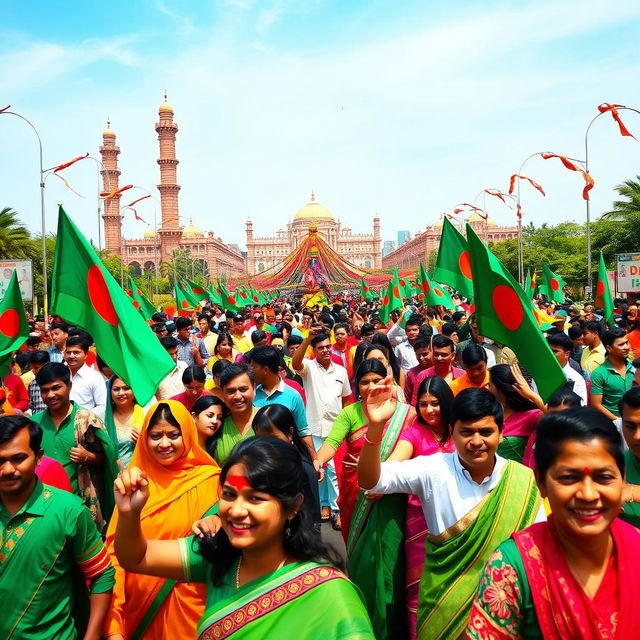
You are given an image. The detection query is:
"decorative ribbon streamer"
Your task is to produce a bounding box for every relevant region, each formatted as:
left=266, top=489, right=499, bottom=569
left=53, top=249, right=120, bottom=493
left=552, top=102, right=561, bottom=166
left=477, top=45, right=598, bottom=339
left=597, top=103, right=636, bottom=139
left=53, top=153, right=89, bottom=173
left=516, top=204, right=523, bottom=219
left=458, top=203, right=488, bottom=219
left=52, top=172, right=85, bottom=197
left=125, top=195, right=151, bottom=208
left=123, top=206, right=149, bottom=225
left=508, top=174, right=546, bottom=197
left=540, top=153, right=594, bottom=200
left=100, top=184, right=134, bottom=200
left=0, top=105, right=11, bottom=113
left=483, top=189, right=507, bottom=204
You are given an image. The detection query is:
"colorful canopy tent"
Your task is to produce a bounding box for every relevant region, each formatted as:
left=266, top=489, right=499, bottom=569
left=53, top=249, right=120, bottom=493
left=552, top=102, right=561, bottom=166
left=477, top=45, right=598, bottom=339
left=234, top=222, right=392, bottom=294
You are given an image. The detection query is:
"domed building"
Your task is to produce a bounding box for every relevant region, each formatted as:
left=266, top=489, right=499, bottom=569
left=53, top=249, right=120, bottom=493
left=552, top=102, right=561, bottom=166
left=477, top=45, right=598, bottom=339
left=100, top=97, right=246, bottom=278
left=245, top=192, right=382, bottom=274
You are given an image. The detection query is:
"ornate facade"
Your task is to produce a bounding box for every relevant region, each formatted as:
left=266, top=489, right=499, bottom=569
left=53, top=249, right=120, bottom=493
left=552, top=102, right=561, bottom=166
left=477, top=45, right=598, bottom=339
left=100, top=98, right=246, bottom=278
left=382, top=215, right=519, bottom=270
left=245, top=193, right=382, bottom=275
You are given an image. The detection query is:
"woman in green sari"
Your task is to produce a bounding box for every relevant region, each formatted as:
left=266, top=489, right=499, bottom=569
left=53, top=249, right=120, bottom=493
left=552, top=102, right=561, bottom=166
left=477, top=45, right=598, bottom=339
left=113, top=436, right=374, bottom=639
left=104, top=375, right=145, bottom=467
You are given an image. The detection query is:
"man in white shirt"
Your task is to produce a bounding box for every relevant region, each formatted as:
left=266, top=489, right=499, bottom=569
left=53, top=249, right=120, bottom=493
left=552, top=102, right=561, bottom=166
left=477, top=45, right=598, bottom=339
left=358, top=385, right=544, bottom=639
left=156, top=336, right=188, bottom=400
left=292, top=325, right=351, bottom=525
left=64, top=336, right=107, bottom=418
left=546, top=333, right=587, bottom=405
left=387, top=311, right=424, bottom=373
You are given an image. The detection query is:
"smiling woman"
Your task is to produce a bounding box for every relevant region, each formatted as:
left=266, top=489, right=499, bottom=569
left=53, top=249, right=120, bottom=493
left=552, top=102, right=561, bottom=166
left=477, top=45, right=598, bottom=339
left=465, top=408, right=640, bottom=640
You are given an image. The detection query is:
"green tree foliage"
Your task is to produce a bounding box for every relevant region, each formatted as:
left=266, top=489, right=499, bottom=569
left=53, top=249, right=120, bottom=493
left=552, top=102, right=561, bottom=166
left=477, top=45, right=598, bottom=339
left=0, top=207, right=32, bottom=258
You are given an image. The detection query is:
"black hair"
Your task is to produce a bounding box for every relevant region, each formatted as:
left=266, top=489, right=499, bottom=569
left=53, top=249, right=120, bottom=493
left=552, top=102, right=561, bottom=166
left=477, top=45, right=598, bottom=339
left=535, top=408, right=624, bottom=478
left=0, top=415, right=43, bottom=454
left=252, top=404, right=311, bottom=462
left=452, top=388, right=504, bottom=430
left=13, top=352, right=31, bottom=371
left=191, top=395, right=227, bottom=458
left=568, top=324, right=583, bottom=340
left=219, top=362, right=253, bottom=388
left=65, top=335, right=89, bottom=353
left=151, top=311, right=168, bottom=323
left=489, top=364, right=537, bottom=412
left=26, top=336, right=41, bottom=348
left=211, top=359, right=232, bottom=377
left=248, top=345, right=280, bottom=374
left=109, top=375, right=138, bottom=406
left=360, top=323, right=375, bottom=336
left=286, top=334, right=303, bottom=347
left=370, top=333, right=402, bottom=384
left=251, top=330, right=268, bottom=346
left=462, top=343, right=488, bottom=367
left=175, top=316, right=193, bottom=331
left=418, top=324, right=434, bottom=339
left=452, top=311, right=466, bottom=323
left=160, top=336, right=178, bottom=350
left=440, top=323, right=458, bottom=338
left=333, top=322, right=349, bottom=334
left=30, top=350, right=50, bottom=366
left=35, top=362, right=71, bottom=387
left=415, top=376, right=454, bottom=436
left=405, top=313, right=424, bottom=328
left=310, top=333, right=331, bottom=348
left=198, top=437, right=345, bottom=585
left=148, top=402, right=182, bottom=431
left=619, top=386, right=640, bottom=416
left=182, top=366, right=206, bottom=385
left=151, top=322, right=167, bottom=333
left=547, top=384, right=582, bottom=410
left=431, top=334, right=455, bottom=353
left=583, top=321, right=602, bottom=337
left=353, top=359, right=388, bottom=399
left=602, top=328, right=626, bottom=349
left=413, top=337, right=432, bottom=352
left=319, top=313, right=334, bottom=329
left=214, top=332, right=235, bottom=356
left=50, top=321, right=69, bottom=333
left=546, top=333, right=573, bottom=352
left=197, top=313, right=209, bottom=323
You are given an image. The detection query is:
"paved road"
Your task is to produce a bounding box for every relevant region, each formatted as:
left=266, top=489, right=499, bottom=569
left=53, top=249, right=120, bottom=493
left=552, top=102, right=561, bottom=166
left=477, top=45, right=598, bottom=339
left=321, top=520, right=347, bottom=563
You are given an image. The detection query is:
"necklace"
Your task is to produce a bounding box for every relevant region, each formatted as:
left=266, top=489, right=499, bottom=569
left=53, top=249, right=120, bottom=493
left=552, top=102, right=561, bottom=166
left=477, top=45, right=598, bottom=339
left=235, top=554, right=288, bottom=588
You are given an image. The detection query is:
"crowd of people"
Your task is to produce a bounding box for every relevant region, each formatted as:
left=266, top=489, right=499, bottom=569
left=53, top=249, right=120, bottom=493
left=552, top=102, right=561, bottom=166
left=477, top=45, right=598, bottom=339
left=2, top=291, right=640, bottom=639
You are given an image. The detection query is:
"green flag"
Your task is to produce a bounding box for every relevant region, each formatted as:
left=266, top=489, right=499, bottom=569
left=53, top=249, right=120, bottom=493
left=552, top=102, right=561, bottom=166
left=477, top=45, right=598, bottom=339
left=595, top=252, right=615, bottom=327
left=0, top=271, right=29, bottom=376
left=540, top=264, right=566, bottom=304
left=174, top=281, right=196, bottom=315
left=219, top=282, right=241, bottom=313
left=423, top=272, right=454, bottom=309
left=360, top=279, right=374, bottom=301
left=185, top=279, right=208, bottom=306
left=394, top=268, right=413, bottom=298
left=379, top=272, right=403, bottom=324
left=207, top=283, right=223, bottom=306
left=127, top=277, right=157, bottom=319
left=523, top=269, right=539, bottom=300
left=51, top=206, right=174, bottom=405
left=433, top=217, right=474, bottom=300
left=466, top=223, right=566, bottom=401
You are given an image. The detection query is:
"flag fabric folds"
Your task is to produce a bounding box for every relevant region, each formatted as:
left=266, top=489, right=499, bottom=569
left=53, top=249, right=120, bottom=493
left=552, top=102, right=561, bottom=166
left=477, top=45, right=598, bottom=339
left=51, top=206, right=174, bottom=405
left=127, top=277, right=156, bottom=319
left=379, top=272, right=404, bottom=324
left=466, top=224, right=566, bottom=401
left=540, top=264, right=566, bottom=304
left=595, top=252, right=615, bottom=327
left=174, top=281, right=197, bottom=315
left=433, top=217, right=474, bottom=300
left=0, top=271, right=29, bottom=376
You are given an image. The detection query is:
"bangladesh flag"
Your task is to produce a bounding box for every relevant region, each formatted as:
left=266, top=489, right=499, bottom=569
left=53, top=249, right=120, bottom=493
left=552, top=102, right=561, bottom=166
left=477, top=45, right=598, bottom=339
left=595, top=252, right=614, bottom=327
left=466, top=223, right=566, bottom=401
left=394, top=268, right=413, bottom=298
left=540, top=264, right=566, bottom=304
left=236, top=287, right=252, bottom=308
left=422, top=270, right=454, bottom=308
left=433, top=217, right=474, bottom=300
left=208, top=281, right=224, bottom=306
left=523, top=269, right=538, bottom=300
left=174, top=281, right=196, bottom=316
left=360, top=279, right=374, bottom=301
left=185, top=279, right=208, bottom=306
left=379, top=272, right=403, bottom=324
left=0, top=270, right=29, bottom=376
left=127, top=277, right=156, bottom=319
left=219, top=282, right=241, bottom=312
left=51, top=206, right=174, bottom=405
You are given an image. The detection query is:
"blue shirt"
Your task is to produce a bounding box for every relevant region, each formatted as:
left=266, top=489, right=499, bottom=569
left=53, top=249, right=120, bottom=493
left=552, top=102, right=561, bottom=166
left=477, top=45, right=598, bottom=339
left=48, top=345, right=64, bottom=363
left=254, top=380, right=310, bottom=437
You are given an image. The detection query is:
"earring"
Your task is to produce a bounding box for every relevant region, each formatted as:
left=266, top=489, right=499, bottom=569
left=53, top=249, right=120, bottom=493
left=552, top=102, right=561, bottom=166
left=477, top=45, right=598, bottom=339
left=285, top=522, right=291, bottom=538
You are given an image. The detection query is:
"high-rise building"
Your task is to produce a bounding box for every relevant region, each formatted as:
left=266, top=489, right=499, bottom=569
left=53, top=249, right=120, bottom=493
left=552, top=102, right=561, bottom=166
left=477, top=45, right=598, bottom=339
left=382, top=240, right=396, bottom=256
left=397, top=230, right=411, bottom=246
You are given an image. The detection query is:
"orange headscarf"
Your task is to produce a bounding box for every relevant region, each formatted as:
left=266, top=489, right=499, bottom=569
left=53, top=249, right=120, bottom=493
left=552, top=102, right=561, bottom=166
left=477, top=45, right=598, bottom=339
left=104, top=400, right=220, bottom=639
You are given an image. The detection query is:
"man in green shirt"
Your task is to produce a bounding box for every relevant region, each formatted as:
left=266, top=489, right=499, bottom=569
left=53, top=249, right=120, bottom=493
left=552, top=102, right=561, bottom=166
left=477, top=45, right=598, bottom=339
left=620, top=387, right=640, bottom=526
left=0, top=415, right=115, bottom=639
left=30, top=363, right=118, bottom=531
left=590, top=329, right=634, bottom=419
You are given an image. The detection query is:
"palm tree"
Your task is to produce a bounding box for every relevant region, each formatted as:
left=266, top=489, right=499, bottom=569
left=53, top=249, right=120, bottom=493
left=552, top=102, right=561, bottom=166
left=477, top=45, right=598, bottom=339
left=0, top=207, right=32, bottom=258
left=600, top=176, right=640, bottom=220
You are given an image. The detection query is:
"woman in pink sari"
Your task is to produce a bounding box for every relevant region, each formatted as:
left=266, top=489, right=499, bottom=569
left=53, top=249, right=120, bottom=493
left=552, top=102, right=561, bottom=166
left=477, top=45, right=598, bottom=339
left=465, top=407, right=640, bottom=640
left=386, top=376, right=455, bottom=640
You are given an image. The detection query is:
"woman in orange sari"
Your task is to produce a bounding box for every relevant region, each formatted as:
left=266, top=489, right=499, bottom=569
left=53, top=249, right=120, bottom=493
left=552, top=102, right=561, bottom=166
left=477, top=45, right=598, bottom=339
left=104, top=400, right=220, bottom=640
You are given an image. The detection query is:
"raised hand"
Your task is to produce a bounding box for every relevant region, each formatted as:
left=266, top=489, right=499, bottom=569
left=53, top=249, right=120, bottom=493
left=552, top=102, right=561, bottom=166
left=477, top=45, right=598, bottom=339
left=192, top=514, right=222, bottom=538
left=114, top=465, right=150, bottom=514
left=365, top=375, right=397, bottom=426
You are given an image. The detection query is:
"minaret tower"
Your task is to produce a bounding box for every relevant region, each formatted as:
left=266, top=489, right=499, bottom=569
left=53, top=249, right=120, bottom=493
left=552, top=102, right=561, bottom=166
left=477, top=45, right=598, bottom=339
left=373, top=214, right=382, bottom=268
left=156, top=94, right=182, bottom=262
left=99, top=121, right=122, bottom=254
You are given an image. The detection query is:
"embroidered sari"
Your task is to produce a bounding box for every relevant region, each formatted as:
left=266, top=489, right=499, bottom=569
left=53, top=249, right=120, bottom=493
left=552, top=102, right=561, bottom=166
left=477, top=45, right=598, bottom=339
left=345, top=402, right=415, bottom=640
left=179, top=549, right=375, bottom=640
left=465, top=518, right=640, bottom=640
left=497, top=409, right=542, bottom=464
left=417, top=461, right=541, bottom=640
left=104, top=400, right=220, bottom=640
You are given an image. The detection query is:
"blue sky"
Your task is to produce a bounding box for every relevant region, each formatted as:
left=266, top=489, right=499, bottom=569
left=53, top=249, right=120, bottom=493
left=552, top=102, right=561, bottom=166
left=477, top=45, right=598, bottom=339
left=2, top=0, right=640, bottom=251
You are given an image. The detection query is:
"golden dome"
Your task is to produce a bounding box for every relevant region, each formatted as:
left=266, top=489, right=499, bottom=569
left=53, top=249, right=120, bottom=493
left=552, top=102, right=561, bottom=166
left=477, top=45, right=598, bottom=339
left=144, top=229, right=156, bottom=239
left=182, top=223, right=204, bottom=238
left=293, top=191, right=335, bottom=222
left=433, top=218, right=445, bottom=228
left=103, top=120, right=115, bottom=137
left=487, top=218, right=499, bottom=228
left=159, top=93, right=174, bottom=114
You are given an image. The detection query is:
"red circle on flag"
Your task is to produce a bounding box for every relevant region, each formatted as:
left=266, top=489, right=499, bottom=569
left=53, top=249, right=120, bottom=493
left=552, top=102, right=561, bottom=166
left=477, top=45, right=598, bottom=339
left=194, top=287, right=204, bottom=295
left=434, top=288, right=444, bottom=298
left=596, top=280, right=605, bottom=297
left=393, top=286, right=400, bottom=298
left=0, top=309, right=20, bottom=338
left=87, top=265, right=118, bottom=326
left=418, top=293, right=425, bottom=300
left=227, top=296, right=236, bottom=305
left=383, top=295, right=390, bottom=306
left=363, top=286, right=369, bottom=293
left=137, top=289, right=142, bottom=296
left=492, top=285, right=524, bottom=331
left=399, top=279, right=406, bottom=288
left=133, top=300, right=140, bottom=310
left=550, top=278, right=560, bottom=291
left=595, top=298, right=604, bottom=308
left=423, top=281, right=431, bottom=294
left=459, top=252, right=473, bottom=280
left=181, top=300, right=190, bottom=309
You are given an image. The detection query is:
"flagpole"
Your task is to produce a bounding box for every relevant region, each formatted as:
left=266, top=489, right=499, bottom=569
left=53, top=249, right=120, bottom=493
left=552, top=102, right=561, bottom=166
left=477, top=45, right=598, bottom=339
left=0, top=108, right=49, bottom=327
left=583, top=106, right=640, bottom=299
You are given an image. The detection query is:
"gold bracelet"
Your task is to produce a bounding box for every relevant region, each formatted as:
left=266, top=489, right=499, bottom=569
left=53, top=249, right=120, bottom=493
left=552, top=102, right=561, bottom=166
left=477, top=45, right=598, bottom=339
left=364, top=434, right=382, bottom=446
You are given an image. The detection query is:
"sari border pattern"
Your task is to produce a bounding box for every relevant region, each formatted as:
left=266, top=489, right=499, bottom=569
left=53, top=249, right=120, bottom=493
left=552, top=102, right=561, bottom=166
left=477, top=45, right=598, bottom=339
left=198, top=566, right=345, bottom=640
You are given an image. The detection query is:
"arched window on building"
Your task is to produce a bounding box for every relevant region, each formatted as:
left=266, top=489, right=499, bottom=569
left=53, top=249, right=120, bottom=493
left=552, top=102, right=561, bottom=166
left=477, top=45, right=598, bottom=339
left=144, top=261, right=155, bottom=273
left=258, top=262, right=265, bottom=272
left=129, top=261, right=142, bottom=277
left=364, top=257, right=372, bottom=269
